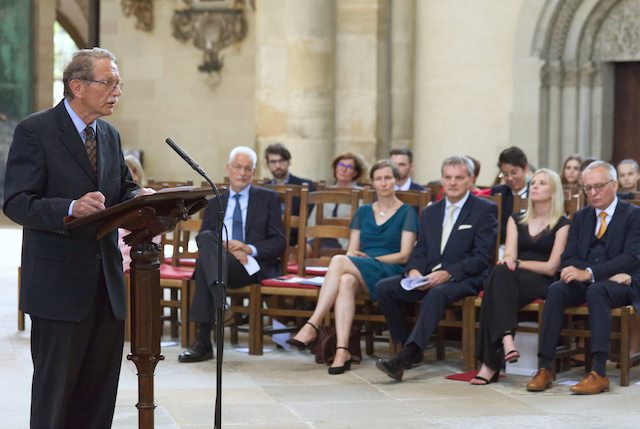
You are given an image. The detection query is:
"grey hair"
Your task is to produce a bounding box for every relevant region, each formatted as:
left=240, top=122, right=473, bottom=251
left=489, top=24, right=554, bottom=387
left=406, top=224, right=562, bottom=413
left=441, top=155, right=475, bottom=178
left=618, top=159, right=640, bottom=173
left=229, top=146, right=257, bottom=168
left=63, top=48, right=118, bottom=100
left=583, top=160, right=617, bottom=181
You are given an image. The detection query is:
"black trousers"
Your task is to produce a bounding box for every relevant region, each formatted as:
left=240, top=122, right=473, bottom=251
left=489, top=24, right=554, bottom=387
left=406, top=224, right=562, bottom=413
left=538, top=279, right=633, bottom=361
left=375, top=274, right=478, bottom=349
left=474, top=264, right=552, bottom=371
left=189, top=231, right=258, bottom=324
left=30, top=270, right=124, bottom=429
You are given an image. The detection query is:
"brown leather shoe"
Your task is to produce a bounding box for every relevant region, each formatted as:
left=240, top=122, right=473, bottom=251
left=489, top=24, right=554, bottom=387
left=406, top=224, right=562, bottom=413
left=526, top=368, right=553, bottom=391
left=570, top=371, right=610, bottom=395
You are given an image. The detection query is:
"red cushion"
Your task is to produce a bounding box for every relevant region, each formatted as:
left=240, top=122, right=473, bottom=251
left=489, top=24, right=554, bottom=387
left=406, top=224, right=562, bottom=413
left=164, top=257, right=197, bottom=267
left=261, top=274, right=320, bottom=290
left=286, top=262, right=328, bottom=276
left=159, top=264, right=194, bottom=280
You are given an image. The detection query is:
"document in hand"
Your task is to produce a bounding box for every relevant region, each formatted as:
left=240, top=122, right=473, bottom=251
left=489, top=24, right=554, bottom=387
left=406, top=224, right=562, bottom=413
left=400, top=276, right=430, bottom=291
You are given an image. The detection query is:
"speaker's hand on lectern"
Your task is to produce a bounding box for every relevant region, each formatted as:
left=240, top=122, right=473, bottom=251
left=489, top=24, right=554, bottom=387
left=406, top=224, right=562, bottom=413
left=72, top=191, right=106, bottom=218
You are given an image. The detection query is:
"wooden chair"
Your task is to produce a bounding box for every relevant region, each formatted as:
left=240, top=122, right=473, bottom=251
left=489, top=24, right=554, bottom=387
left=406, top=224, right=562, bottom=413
left=147, top=178, right=194, bottom=190
left=248, top=188, right=360, bottom=355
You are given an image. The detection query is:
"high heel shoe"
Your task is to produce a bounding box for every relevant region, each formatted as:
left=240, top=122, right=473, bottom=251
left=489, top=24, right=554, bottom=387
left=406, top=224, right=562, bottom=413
left=286, top=321, right=318, bottom=350
left=502, top=332, right=520, bottom=363
left=328, top=347, right=353, bottom=375
left=471, top=371, right=499, bottom=385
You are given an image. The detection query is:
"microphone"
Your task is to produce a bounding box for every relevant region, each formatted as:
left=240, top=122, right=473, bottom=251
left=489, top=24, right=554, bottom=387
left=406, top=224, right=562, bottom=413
left=165, top=137, right=206, bottom=176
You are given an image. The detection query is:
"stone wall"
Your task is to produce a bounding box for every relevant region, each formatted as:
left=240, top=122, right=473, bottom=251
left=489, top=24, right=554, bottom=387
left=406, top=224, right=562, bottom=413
left=101, top=0, right=257, bottom=184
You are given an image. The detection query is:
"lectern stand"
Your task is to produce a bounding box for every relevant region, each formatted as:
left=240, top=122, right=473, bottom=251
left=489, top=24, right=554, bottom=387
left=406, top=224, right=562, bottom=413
left=65, top=187, right=214, bottom=429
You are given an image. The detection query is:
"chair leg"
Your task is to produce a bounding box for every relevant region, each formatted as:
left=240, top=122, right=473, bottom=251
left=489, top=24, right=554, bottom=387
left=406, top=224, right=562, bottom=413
left=436, top=325, right=446, bottom=360
left=461, top=296, right=475, bottom=372
left=187, top=280, right=197, bottom=346
left=124, top=274, right=130, bottom=342
left=170, top=288, right=179, bottom=338
left=249, top=284, right=263, bottom=355
left=180, top=280, right=190, bottom=348
left=620, top=307, right=631, bottom=386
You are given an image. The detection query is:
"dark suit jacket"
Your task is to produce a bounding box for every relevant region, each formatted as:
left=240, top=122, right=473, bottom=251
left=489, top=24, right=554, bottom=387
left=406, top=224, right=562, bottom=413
left=408, top=180, right=426, bottom=191
left=490, top=183, right=529, bottom=244
left=265, top=173, right=315, bottom=244
left=4, top=101, right=139, bottom=322
left=406, top=193, right=498, bottom=289
left=561, top=200, right=640, bottom=310
left=200, top=185, right=286, bottom=281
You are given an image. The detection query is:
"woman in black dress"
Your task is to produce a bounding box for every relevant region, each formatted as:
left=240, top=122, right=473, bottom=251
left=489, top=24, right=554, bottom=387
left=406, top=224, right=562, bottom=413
left=471, top=168, right=570, bottom=384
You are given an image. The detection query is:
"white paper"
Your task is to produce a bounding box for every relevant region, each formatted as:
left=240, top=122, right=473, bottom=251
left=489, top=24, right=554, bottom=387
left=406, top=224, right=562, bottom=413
left=277, top=276, right=309, bottom=283
left=557, top=380, right=580, bottom=386
left=271, top=319, right=291, bottom=351
left=160, top=341, right=178, bottom=347
left=400, top=276, right=430, bottom=291
left=243, top=255, right=261, bottom=276
left=305, top=266, right=329, bottom=274
left=298, top=276, right=325, bottom=286
left=235, top=347, right=274, bottom=353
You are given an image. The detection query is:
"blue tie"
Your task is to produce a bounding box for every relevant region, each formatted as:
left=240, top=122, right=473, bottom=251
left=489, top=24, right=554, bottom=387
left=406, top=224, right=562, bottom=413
left=232, top=194, right=244, bottom=242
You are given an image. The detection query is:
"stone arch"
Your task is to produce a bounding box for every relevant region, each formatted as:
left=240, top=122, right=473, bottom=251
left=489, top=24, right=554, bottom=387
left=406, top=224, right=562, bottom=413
left=512, top=0, right=640, bottom=171
left=56, top=0, right=88, bottom=49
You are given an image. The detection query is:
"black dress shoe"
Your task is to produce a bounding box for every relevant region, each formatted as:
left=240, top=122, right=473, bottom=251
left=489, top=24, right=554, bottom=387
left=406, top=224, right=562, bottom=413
left=376, top=356, right=405, bottom=381
left=178, top=341, right=214, bottom=363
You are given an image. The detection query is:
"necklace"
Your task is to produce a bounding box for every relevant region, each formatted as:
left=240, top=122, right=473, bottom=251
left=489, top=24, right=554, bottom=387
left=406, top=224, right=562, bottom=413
left=377, top=202, right=396, bottom=217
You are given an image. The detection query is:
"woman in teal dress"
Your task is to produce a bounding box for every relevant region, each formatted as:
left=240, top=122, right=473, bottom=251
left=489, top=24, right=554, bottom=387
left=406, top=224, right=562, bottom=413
left=287, top=159, right=419, bottom=374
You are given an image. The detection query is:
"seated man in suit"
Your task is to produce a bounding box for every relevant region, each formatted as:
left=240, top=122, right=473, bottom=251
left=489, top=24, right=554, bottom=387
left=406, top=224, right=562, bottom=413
left=179, top=146, right=286, bottom=362
left=375, top=155, right=498, bottom=381
left=264, top=142, right=315, bottom=244
left=390, top=147, right=425, bottom=191
left=527, top=161, right=640, bottom=394
left=491, top=146, right=530, bottom=244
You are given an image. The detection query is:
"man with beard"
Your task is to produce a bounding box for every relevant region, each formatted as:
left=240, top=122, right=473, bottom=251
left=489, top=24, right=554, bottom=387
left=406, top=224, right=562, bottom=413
left=264, top=143, right=315, bottom=244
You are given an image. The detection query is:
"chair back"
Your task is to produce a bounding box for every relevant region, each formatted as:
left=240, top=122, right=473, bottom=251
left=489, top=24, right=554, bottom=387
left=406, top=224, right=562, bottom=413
left=296, top=188, right=359, bottom=272
left=260, top=184, right=300, bottom=273
left=396, top=190, right=430, bottom=220
left=479, top=193, right=502, bottom=265
left=169, top=218, right=202, bottom=267
left=564, top=193, right=582, bottom=220
left=148, top=178, right=194, bottom=191
left=513, top=194, right=528, bottom=214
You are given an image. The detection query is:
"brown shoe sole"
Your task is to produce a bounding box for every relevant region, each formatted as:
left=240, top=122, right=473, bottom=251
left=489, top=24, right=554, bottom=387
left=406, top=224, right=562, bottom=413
left=526, top=381, right=552, bottom=392
left=570, top=386, right=609, bottom=395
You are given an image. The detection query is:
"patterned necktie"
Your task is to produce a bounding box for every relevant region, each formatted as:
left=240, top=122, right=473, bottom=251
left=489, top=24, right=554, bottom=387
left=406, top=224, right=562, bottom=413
left=85, top=126, right=97, bottom=174
left=232, top=194, right=244, bottom=242
left=596, top=211, right=608, bottom=239
left=441, top=204, right=457, bottom=254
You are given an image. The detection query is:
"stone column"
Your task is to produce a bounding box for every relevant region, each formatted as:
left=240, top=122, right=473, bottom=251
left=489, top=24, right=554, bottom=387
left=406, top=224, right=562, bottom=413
left=255, top=0, right=335, bottom=181
left=390, top=0, right=415, bottom=153
left=546, top=60, right=563, bottom=171
left=577, top=62, right=596, bottom=157
left=334, top=0, right=390, bottom=169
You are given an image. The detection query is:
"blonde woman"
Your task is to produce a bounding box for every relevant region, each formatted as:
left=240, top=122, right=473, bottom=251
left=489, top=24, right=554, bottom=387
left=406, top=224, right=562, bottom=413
left=471, top=169, right=570, bottom=385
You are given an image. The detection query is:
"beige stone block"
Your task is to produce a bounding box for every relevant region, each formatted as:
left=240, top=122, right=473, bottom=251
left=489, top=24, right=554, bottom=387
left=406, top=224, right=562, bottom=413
left=285, top=0, right=335, bottom=41
left=256, top=0, right=287, bottom=43
left=287, top=91, right=334, bottom=140
left=286, top=138, right=335, bottom=180
left=257, top=99, right=288, bottom=138
left=335, top=36, right=377, bottom=90
left=259, top=45, right=288, bottom=90
left=120, top=79, right=155, bottom=99
left=335, top=90, right=376, bottom=140
left=287, top=43, right=333, bottom=91
left=337, top=4, right=378, bottom=35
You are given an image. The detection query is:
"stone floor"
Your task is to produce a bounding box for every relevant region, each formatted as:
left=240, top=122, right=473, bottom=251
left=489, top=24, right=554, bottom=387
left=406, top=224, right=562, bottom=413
left=3, top=222, right=640, bottom=428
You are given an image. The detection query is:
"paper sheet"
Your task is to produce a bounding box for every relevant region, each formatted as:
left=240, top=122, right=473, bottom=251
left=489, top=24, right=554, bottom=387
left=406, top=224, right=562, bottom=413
left=400, top=276, right=431, bottom=291
left=243, top=255, right=261, bottom=276
left=271, top=320, right=291, bottom=351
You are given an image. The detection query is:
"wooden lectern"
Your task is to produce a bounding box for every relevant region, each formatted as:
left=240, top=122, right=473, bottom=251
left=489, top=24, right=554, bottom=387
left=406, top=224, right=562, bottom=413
left=66, top=186, right=214, bottom=429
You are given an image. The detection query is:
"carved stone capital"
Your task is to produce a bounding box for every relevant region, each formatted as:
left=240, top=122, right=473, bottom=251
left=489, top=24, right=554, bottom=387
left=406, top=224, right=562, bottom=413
left=593, top=0, right=640, bottom=62
left=579, top=61, right=598, bottom=87
left=171, top=1, right=251, bottom=75
left=563, top=61, right=579, bottom=86
left=121, top=0, right=153, bottom=32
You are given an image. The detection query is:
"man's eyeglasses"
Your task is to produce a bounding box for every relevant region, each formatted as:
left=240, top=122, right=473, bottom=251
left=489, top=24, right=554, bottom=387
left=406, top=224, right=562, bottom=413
left=582, top=180, right=613, bottom=193
left=231, top=164, right=253, bottom=174
left=337, top=162, right=355, bottom=170
left=267, top=159, right=288, bottom=166
left=84, top=79, right=124, bottom=92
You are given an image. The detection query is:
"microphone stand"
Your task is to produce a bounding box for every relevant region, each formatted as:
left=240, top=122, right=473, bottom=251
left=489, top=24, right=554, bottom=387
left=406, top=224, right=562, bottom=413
left=166, top=138, right=224, bottom=429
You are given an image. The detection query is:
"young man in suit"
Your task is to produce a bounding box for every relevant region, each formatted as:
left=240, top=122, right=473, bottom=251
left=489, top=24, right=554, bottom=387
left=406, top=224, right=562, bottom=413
left=264, top=142, right=315, bottom=244
left=179, top=146, right=286, bottom=362
left=490, top=146, right=530, bottom=244
left=4, top=48, right=152, bottom=428
left=390, top=147, right=425, bottom=191
left=375, top=155, right=498, bottom=381
left=527, top=161, right=640, bottom=394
